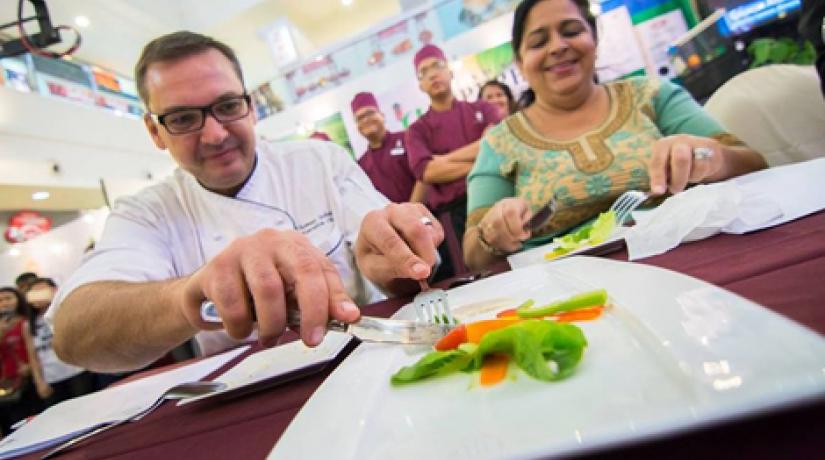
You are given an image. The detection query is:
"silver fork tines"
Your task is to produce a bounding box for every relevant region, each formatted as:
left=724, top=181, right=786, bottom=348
left=609, top=190, right=649, bottom=225
left=414, top=280, right=453, bottom=325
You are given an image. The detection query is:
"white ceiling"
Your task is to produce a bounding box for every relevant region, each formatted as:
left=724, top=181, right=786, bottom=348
left=1, top=0, right=408, bottom=212
left=3, top=0, right=403, bottom=88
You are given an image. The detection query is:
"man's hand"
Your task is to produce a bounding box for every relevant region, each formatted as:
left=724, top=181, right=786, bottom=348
left=649, top=134, right=725, bottom=195
left=355, top=203, right=443, bottom=292
left=178, top=229, right=360, bottom=348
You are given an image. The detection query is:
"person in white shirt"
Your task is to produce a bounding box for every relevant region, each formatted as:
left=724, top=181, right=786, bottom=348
left=47, top=31, right=443, bottom=373
left=27, top=279, right=93, bottom=405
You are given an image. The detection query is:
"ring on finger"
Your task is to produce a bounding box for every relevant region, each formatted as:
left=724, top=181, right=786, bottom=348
left=419, top=216, right=433, bottom=226
left=693, top=147, right=714, bottom=160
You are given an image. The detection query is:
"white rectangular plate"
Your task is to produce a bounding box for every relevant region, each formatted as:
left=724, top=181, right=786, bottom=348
left=269, top=257, right=825, bottom=460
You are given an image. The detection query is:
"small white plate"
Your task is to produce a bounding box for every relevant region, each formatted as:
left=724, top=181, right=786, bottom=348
left=508, top=226, right=628, bottom=269
left=270, top=257, right=825, bottom=460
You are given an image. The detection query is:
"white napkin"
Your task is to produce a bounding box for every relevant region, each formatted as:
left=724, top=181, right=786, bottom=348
left=0, top=346, right=249, bottom=459
left=625, top=158, right=825, bottom=260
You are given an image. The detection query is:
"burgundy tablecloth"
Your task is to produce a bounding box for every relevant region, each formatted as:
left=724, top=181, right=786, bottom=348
left=21, top=211, right=825, bottom=460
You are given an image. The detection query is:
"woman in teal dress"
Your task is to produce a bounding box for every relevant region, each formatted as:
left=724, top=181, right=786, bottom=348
left=463, top=0, right=766, bottom=271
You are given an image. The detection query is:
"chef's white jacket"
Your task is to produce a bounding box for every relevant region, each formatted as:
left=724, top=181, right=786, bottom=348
left=47, top=139, right=389, bottom=355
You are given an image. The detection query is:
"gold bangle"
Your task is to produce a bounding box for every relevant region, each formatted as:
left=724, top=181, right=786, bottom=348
left=476, top=226, right=508, bottom=257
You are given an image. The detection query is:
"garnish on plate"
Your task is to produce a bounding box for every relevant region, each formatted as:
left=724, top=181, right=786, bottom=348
left=391, top=289, right=608, bottom=387
left=545, top=211, right=616, bottom=260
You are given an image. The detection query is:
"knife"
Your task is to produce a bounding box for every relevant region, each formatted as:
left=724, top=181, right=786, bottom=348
left=199, top=300, right=451, bottom=345
left=524, top=196, right=557, bottom=232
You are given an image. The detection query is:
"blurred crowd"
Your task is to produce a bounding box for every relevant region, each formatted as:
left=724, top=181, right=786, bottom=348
left=0, top=273, right=122, bottom=436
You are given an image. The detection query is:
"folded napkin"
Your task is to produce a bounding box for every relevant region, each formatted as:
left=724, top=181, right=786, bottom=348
left=625, top=158, right=825, bottom=260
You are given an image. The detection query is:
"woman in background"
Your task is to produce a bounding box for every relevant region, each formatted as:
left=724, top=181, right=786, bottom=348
left=478, top=80, right=517, bottom=117
left=26, top=278, right=94, bottom=407
left=0, top=287, right=48, bottom=435
left=463, top=0, right=766, bottom=270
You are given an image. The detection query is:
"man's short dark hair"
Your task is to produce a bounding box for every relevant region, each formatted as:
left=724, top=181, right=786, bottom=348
left=15, top=272, right=37, bottom=286
left=134, top=31, right=245, bottom=107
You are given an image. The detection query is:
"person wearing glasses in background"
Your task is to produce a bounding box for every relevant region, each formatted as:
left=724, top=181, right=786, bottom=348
left=462, top=0, right=766, bottom=271
left=47, top=32, right=444, bottom=373
left=406, top=44, right=503, bottom=277
left=351, top=92, right=426, bottom=204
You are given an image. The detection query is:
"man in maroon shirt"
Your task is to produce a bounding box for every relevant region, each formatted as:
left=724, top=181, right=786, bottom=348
left=406, top=44, right=502, bottom=275
left=351, top=92, right=425, bottom=203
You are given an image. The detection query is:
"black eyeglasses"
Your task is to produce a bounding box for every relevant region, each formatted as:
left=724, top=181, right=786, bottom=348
left=417, top=60, right=447, bottom=80
left=152, top=94, right=252, bottom=135
left=355, top=108, right=379, bottom=122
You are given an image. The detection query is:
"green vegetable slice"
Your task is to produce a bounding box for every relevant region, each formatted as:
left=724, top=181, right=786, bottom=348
left=390, top=320, right=587, bottom=385
left=587, top=211, right=616, bottom=245
left=473, top=320, right=587, bottom=381
left=516, top=289, right=608, bottom=318
left=390, top=348, right=475, bottom=386
left=548, top=210, right=617, bottom=257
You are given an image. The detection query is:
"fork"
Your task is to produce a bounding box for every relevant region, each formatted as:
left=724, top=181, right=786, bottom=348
left=414, top=279, right=454, bottom=325
left=608, top=190, right=649, bottom=225
left=199, top=300, right=449, bottom=344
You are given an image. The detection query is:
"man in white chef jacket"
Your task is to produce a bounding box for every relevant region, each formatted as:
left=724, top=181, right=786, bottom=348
left=46, top=32, right=443, bottom=373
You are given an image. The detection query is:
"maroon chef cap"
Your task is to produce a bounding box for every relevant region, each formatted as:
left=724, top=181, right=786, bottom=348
left=350, top=92, right=378, bottom=114
left=413, top=44, right=446, bottom=71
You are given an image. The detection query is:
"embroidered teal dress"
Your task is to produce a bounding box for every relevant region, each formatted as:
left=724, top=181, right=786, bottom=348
left=467, top=76, right=743, bottom=249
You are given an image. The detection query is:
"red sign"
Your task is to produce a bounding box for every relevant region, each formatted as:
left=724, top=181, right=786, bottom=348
left=4, top=211, right=52, bottom=243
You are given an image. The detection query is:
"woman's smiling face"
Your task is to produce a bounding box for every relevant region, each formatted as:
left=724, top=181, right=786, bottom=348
left=0, top=291, right=18, bottom=313
left=516, top=0, right=597, bottom=104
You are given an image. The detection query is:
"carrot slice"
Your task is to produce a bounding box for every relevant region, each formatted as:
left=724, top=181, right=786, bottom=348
left=434, top=324, right=468, bottom=351
left=480, top=353, right=509, bottom=386
left=465, top=318, right=521, bottom=343
left=553, top=306, right=604, bottom=323
left=495, top=308, right=518, bottom=318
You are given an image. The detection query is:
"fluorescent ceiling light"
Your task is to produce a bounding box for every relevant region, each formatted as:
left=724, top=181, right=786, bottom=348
left=32, top=191, right=50, bottom=201
left=342, top=0, right=353, bottom=6
left=75, top=16, right=91, bottom=28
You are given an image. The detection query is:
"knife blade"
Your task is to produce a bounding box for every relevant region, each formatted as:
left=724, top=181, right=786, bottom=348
left=524, top=197, right=557, bottom=232
left=199, top=300, right=450, bottom=345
